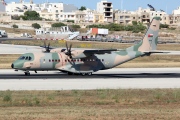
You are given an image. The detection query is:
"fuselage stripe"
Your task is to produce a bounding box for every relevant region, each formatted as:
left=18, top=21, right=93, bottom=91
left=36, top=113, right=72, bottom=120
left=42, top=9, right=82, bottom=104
left=58, top=52, right=63, bottom=66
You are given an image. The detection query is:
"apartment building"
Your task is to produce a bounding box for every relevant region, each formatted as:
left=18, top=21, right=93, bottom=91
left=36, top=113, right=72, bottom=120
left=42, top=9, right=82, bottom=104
left=172, top=7, right=180, bottom=25
left=114, top=11, right=133, bottom=24
left=0, top=1, right=11, bottom=22
left=38, top=3, right=64, bottom=21
left=75, top=10, right=86, bottom=23
left=6, top=1, right=35, bottom=16
left=85, top=10, right=94, bottom=23
left=5, top=1, right=77, bottom=21
left=114, top=7, right=170, bottom=25
left=161, top=14, right=173, bottom=25
left=97, top=0, right=113, bottom=23
left=94, top=12, right=104, bottom=23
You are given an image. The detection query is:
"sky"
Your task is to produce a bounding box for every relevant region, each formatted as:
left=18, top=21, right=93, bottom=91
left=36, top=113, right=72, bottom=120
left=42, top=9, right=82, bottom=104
left=6, top=0, right=180, bottom=14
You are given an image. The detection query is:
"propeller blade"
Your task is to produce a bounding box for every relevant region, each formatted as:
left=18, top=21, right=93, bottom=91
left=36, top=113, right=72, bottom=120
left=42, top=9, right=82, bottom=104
left=44, top=41, right=46, bottom=47
left=66, top=42, right=68, bottom=51
left=48, top=43, right=50, bottom=48
left=69, top=43, right=72, bottom=51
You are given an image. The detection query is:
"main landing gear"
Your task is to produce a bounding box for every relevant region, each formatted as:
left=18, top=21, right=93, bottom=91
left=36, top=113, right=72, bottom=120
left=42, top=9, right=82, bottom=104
left=24, top=71, right=30, bottom=76
left=81, top=72, right=92, bottom=76
left=67, top=72, right=92, bottom=76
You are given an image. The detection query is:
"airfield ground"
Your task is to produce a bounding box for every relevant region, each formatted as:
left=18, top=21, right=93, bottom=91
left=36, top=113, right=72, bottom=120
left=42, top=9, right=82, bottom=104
left=0, top=89, right=179, bottom=119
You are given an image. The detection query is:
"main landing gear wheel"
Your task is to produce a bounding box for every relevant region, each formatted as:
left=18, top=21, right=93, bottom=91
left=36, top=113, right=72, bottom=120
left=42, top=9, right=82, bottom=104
left=87, top=72, right=92, bottom=76
left=68, top=72, right=73, bottom=75
left=81, top=73, right=86, bottom=76
left=81, top=72, right=92, bottom=76
left=25, top=72, right=30, bottom=76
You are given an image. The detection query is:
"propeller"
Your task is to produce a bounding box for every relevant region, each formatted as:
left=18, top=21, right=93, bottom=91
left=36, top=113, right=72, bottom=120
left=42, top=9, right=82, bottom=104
left=40, top=41, right=51, bottom=53
left=65, top=42, right=73, bottom=58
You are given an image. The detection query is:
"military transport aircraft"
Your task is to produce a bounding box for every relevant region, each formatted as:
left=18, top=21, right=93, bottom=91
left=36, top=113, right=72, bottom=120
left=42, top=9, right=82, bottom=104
left=11, top=17, right=161, bottom=76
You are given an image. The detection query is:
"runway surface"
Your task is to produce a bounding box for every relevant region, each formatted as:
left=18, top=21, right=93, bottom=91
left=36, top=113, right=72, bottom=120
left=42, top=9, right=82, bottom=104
left=1, top=44, right=180, bottom=55
left=0, top=68, right=180, bottom=90
left=0, top=44, right=43, bottom=54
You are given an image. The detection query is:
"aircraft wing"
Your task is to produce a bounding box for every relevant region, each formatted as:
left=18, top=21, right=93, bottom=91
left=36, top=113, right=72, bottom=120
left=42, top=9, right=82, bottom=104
left=83, top=49, right=118, bottom=54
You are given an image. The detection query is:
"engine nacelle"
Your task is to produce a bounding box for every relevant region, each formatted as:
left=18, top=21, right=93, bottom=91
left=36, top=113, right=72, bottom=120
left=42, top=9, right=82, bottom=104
left=71, top=50, right=88, bottom=59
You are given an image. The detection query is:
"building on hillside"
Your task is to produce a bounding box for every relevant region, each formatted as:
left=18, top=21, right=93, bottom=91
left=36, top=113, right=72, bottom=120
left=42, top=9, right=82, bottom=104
left=84, top=10, right=94, bottom=23
left=114, top=7, right=170, bottom=25
left=0, top=1, right=11, bottom=22
left=161, top=14, right=173, bottom=25
left=172, top=7, right=180, bottom=25
left=59, top=12, right=76, bottom=22
left=38, top=3, right=64, bottom=21
left=173, top=7, right=180, bottom=15
left=5, top=1, right=78, bottom=21
left=6, top=1, right=35, bottom=16
left=93, top=12, right=104, bottom=23
left=75, top=10, right=86, bottom=23
left=97, top=0, right=113, bottom=23
left=114, top=11, right=133, bottom=24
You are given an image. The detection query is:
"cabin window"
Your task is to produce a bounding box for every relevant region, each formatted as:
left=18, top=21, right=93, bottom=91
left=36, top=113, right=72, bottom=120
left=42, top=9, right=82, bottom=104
left=58, top=59, right=60, bottom=62
left=49, top=59, right=51, bottom=62
left=102, top=59, right=104, bottom=62
left=55, top=59, right=57, bottom=62
left=52, top=59, right=54, bottom=62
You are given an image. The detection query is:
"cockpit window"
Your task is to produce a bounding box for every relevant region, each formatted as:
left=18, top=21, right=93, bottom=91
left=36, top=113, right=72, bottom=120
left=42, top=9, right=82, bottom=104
left=18, top=56, right=32, bottom=61
left=18, top=56, right=25, bottom=60
left=29, top=56, right=32, bottom=60
left=25, top=56, right=29, bottom=60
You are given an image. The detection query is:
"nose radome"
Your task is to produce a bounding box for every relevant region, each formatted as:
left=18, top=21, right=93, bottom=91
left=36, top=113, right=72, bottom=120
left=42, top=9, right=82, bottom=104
left=11, top=64, right=14, bottom=68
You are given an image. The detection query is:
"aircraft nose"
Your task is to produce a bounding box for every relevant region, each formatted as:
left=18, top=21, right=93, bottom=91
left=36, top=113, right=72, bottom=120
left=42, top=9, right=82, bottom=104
left=11, top=64, right=14, bottom=68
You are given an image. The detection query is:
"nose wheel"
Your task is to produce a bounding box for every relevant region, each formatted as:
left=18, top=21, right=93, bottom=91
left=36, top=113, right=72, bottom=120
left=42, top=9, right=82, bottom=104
left=25, top=71, right=30, bottom=76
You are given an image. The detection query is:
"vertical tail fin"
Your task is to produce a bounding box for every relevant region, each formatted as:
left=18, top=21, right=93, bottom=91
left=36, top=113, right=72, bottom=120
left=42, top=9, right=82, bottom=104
left=127, top=17, right=161, bottom=52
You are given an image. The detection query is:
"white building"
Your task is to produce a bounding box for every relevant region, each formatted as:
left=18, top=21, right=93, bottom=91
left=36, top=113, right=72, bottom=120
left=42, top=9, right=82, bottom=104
left=38, top=3, right=64, bottom=21
left=6, top=1, right=35, bottom=16
left=84, top=10, right=94, bottom=22
left=173, top=7, right=180, bottom=15
left=97, top=0, right=113, bottom=23
left=150, top=10, right=167, bottom=22
left=5, top=1, right=77, bottom=21
left=59, top=12, right=76, bottom=22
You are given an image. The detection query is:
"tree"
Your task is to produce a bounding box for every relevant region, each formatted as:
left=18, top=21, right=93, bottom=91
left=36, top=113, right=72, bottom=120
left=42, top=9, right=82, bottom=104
left=79, top=6, right=86, bottom=11
left=12, top=24, right=18, bottom=28
left=160, top=24, right=169, bottom=29
left=11, top=15, right=21, bottom=20
left=67, top=20, right=74, bottom=23
left=22, top=11, right=42, bottom=20
left=32, top=23, right=41, bottom=29
left=132, top=21, right=138, bottom=26
left=51, top=22, right=66, bottom=27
